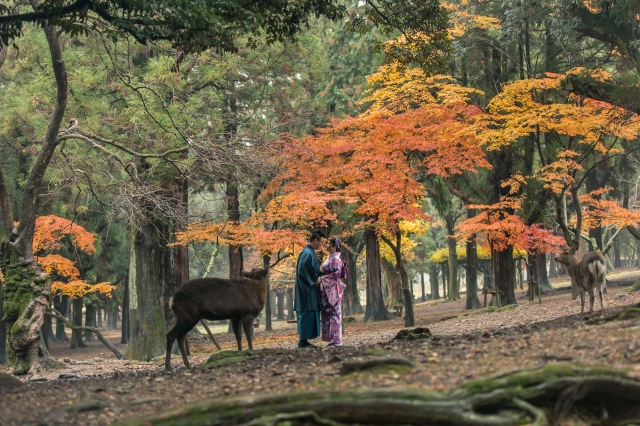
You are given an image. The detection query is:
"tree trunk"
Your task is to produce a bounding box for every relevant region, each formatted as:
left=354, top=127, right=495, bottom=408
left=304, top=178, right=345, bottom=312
left=42, top=309, right=57, bottom=347
left=276, top=292, right=285, bottom=320
left=483, top=264, right=492, bottom=290
left=614, top=236, right=622, bottom=268
left=494, top=246, right=517, bottom=305
left=465, top=210, right=481, bottom=309
left=342, top=247, right=363, bottom=316
left=97, top=308, right=102, bottom=328
left=107, top=306, right=117, bottom=331
left=286, top=287, right=295, bottom=320
left=420, top=273, right=425, bottom=302
left=121, top=275, right=130, bottom=344
left=409, top=278, right=414, bottom=301
left=84, top=304, right=95, bottom=342
left=537, top=253, right=553, bottom=292
left=382, top=259, right=402, bottom=309
left=548, top=254, right=559, bottom=278
left=363, top=228, right=394, bottom=322
left=54, top=296, right=69, bottom=340
left=429, top=264, right=440, bottom=300
left=0, top=278, right=6, bottom=364
left=441, top=263, right=448, bottom=299
left=69, top=297, right=86, bottom=349
left=445, top=214, right=459, bottom=300
left=227, top=179, right=243, bottom=280
left=381, top=230, right=413, bottom=326
left=1, top=15, right=67, bottom=374
left=264, top=283, right=273, bottom=331
left=125, top=223, right=166, bottom=360
left=159, top=175, right=189, bottom=342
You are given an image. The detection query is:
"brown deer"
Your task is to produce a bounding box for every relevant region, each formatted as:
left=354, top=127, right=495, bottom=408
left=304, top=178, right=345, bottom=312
left=555, top=241, right=606, bottom=313
left=165, top=268, right=269, bottom=371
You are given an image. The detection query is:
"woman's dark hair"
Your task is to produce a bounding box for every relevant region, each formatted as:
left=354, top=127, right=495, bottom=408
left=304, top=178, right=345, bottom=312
left=329, top=236, right=341, bottom=252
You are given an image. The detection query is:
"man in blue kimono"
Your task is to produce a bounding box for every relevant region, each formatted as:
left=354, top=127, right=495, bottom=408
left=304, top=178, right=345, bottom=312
left=294, top=231, right=324, bottom=348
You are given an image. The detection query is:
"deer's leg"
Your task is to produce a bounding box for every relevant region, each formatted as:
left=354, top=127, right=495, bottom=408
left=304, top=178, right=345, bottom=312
left=178, top=335, right=191, bottom=369
left=165, top=326, right=176, bottom=371
left=588, top=287, right=595, bottom=312
left=231, top=318, right=243, bottom=351
left=579, top=288, right=585, bottom=313
left=167, top=319, right=196, bottom=370
left=241, top=315, right=254, bottom=350
left=598, top=280, right=605, bottom=311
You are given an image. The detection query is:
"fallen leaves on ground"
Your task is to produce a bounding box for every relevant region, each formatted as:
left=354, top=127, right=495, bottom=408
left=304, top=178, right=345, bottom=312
left=1, top=274, right=640, bottom=425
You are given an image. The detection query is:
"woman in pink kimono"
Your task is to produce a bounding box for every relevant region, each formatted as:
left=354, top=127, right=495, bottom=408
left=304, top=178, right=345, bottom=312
left=319, top=236, right=346, bottom=347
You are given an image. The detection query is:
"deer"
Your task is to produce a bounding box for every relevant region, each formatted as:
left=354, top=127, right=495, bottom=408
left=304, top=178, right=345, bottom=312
left=165, top=268, right=269, bottom=371
left=555, top=241, right=607, bottom=313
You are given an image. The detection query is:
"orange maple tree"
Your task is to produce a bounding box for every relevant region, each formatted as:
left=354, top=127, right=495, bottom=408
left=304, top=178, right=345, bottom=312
left=456, top=175, right=566, bottom=254
left=33, top=215, right=113, bottom=298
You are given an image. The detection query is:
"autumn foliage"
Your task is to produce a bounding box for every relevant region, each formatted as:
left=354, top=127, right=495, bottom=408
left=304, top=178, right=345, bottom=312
left=34, top=215, right=113, bottom=298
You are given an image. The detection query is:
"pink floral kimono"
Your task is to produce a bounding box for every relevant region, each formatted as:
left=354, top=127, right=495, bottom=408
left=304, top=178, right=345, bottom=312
left=320, top=252, right=346, bottom=346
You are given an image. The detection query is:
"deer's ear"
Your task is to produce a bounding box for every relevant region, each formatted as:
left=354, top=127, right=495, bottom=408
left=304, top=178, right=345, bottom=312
left=241, top=271, right=251, bottom=279
left=571, top=240, right=579, bottom=253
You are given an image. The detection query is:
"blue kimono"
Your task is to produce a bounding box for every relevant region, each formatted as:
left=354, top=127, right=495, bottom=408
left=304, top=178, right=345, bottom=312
left=294, top=244, right=321, bottom=340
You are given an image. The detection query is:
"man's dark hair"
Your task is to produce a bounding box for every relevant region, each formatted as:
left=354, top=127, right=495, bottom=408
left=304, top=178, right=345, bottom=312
left=309, top=232, right=323, bottom=243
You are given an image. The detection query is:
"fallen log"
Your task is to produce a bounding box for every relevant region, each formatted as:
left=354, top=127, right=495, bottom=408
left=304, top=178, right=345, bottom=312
left=116, top=363, right=640, bottom=426
left=46, top=308, right=123, bottom=360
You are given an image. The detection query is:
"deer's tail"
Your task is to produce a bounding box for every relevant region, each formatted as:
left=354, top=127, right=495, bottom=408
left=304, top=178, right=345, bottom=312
left=587, top=259, right=606, bottom=280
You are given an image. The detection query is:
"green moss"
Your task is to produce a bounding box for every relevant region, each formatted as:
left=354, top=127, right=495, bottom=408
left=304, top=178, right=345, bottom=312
left=469, top=306, right=497, bottom=316
left=2, top=259, right=47, bottom=371
left=459, top=362, right=629, bottom=396
left=618, top=307, right=640, bottom=320
left=339, top=363, right=413, bottom=381
left=3, top=261, right=37, bottom=322
left=498, top=304, right=519, bottom=312
left=392, top=327, right=432, bottom=341
left=364, top=348, right=391, bottom=357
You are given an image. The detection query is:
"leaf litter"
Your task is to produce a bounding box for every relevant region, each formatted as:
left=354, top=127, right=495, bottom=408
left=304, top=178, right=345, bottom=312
left=1, top=274, right=640, bottom=425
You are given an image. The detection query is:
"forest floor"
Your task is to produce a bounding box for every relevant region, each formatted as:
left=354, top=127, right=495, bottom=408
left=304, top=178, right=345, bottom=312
left=2, top=270, right=640, bottom=425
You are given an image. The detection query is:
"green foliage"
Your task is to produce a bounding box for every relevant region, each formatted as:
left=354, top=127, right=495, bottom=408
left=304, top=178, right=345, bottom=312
left=347, top=0, right=451, bottom=74
left=0, top=0, right=346, bottom=54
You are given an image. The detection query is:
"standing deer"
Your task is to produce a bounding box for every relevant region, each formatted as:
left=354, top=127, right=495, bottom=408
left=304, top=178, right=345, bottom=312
left=165, top=268, right=269, bottom=371
left=555, top=241, right=606, bottom=313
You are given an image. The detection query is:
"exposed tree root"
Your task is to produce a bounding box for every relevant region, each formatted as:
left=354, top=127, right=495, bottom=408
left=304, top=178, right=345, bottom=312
left=585, top=303, right=640, bottom=324
left=45, top=308, right=123, bottom=359
left=117, top=363, right=640, bottom=426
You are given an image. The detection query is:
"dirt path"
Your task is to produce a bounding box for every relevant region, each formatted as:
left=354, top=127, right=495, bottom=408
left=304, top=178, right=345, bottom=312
left=2, top=272, right=640, bottom=425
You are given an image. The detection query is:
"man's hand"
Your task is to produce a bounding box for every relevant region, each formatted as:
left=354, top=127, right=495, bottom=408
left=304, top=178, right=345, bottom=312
left=316, top=278, right=321, bottom=287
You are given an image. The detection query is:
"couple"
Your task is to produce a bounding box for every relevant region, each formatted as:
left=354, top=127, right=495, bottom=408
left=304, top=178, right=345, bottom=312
left=294, top=231, right=346, bottom=348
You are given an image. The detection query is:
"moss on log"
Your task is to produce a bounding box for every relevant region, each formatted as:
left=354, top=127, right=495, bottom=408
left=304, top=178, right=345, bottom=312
left=116, top=362, right=640, bottom=426
left=586, top=303, right=640, bottom=324
left=392, top=327, right=432, bottom=341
